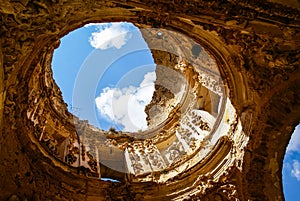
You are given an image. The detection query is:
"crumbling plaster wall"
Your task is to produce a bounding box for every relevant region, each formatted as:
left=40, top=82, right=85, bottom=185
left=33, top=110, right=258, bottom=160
left=0, top=0, right=300, bottom=200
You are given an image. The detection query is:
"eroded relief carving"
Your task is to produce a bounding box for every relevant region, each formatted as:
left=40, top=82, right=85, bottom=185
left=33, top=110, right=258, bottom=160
left=1, top=1, right=298, bottom=200
left=65, top=142, right=79, bottom=165
left=126, top=141, right=166, bottom=174
left=165, top=140, right=186, bottom=164
left=198, top=74, right=222, bottom=96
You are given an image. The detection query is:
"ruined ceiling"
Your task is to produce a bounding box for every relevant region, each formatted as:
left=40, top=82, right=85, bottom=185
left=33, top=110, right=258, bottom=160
left=0, top=0, right=300, bottom=200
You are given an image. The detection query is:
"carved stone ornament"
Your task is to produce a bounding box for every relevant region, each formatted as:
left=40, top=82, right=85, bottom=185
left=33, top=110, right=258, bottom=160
left=0, top=1, right=299, bottom=200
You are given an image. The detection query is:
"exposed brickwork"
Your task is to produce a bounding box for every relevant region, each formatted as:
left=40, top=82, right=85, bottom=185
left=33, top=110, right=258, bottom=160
left=0, top=1, right=299, bottom=200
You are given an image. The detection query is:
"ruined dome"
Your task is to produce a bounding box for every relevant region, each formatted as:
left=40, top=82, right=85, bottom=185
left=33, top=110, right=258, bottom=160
left=0, top=1, right=300, bottom=200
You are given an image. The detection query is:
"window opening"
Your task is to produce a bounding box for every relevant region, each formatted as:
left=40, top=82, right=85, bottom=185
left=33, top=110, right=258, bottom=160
left=282, top=124, right=300, bottom=201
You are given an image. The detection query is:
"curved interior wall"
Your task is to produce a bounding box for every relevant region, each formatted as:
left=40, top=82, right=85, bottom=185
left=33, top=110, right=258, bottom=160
left=0, top=1, right=300, bottom=200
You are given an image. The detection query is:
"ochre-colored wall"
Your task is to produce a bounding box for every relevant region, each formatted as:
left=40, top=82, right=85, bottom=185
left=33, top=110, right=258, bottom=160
left=0, top=1, right=299, bottom=200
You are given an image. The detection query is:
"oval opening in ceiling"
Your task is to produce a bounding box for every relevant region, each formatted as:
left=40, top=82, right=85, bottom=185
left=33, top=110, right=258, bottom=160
left=52, top=22, right=158, bottom=132
left=49, top=21, right=230, bottom=179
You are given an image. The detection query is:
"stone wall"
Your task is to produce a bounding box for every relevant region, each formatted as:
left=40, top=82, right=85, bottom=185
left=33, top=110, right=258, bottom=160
left=0, top=1, right=299, bottom=200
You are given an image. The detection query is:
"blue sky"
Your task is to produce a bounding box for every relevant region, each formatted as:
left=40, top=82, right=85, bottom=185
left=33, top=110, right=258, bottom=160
left=52, top=22, right=156, bottom=132
left=283, top=125, right=300, bottom=201
left=51, top=22, right=300, bottom=197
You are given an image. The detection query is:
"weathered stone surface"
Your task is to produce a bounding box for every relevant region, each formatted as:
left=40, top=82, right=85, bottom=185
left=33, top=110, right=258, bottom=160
left=0, top=0, right=299, bottom=200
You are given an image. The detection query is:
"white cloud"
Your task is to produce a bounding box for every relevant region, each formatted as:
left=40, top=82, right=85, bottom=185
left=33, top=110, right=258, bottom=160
left=88, top=22, right=132, bottom=50
left=287, top=125, right=300, bottom=153
left=291, top=160, right=300, bottom=180
left=95, top=72, right=156, bottom=132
